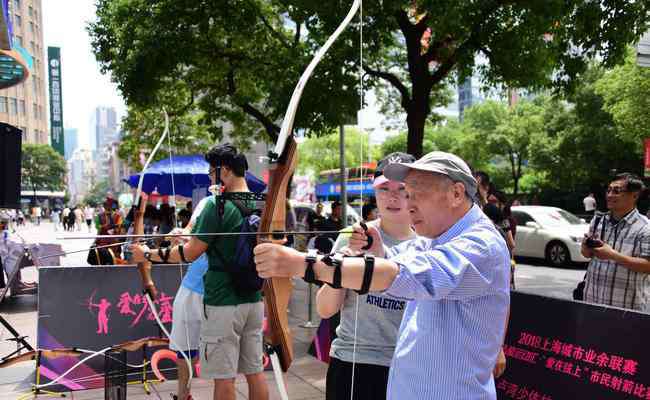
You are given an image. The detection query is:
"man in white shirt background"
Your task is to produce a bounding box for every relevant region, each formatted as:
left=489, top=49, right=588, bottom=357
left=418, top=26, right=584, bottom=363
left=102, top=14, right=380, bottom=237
left=583, top=192, right=597, bottom=217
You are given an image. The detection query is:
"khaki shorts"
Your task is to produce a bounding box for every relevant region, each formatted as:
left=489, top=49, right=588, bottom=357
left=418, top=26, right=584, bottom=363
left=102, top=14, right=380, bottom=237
left=170, top=286, right=203, bottom=352
left=199, top=302, right=264, bottom=379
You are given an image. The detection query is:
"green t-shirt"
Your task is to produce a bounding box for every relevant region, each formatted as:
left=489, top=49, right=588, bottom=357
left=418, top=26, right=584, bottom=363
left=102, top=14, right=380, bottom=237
left=191, top=196, right=262, bottom=306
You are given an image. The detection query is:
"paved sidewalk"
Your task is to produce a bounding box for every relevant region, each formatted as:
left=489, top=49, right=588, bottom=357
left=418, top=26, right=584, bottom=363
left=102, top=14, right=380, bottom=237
left=0, top=222, right=328, bottom=399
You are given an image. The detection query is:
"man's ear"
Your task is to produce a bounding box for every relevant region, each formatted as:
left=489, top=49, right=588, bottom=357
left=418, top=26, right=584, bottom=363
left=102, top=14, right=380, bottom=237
left=452, top=182, right=464, bottom=201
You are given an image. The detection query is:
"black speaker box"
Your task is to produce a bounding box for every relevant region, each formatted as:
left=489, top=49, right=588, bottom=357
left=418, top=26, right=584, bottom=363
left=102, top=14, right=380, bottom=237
left=0, top=123, right=22, bottom=209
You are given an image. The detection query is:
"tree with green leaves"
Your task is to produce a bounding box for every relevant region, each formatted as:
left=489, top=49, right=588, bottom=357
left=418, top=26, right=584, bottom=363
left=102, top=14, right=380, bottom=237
left=89, top=0, right=360, bottom=148
left=82, top=180, right=111, bottom=207
left=21, top=144, right=66, bottom=203
left=114, top=80, right=215, bottom=169
left=380, top=119, right=466, bottom=157
left=468, top=101, right=544, bottom=195
left=297, top=127, right=379, bottom=175
left=530, top=66, right=642, bottom=193
left=595, top=49, right=650, bottom=145
left=355, top=0, right=650, bottom=156
left=90, top=1, right=649, bottom=159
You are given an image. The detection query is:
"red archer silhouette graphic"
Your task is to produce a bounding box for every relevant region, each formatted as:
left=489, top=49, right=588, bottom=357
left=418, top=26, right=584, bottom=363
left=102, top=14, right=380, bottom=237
left=82, top=290, right=112, bottom=335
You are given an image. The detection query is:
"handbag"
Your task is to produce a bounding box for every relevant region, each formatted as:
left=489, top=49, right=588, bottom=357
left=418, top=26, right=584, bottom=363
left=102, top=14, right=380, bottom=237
left=573, top=279, right=586, bottom=300
left=573, top=214, right=605, bottom=300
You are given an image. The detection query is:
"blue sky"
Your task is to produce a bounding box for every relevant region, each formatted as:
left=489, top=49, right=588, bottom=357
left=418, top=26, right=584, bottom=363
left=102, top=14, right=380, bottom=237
left=42, top=0, right=125, bottom=149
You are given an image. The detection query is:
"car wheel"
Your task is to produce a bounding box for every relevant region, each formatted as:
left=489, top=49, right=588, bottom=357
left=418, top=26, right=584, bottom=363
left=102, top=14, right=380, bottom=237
left=545, top=241, right=569, bottom=268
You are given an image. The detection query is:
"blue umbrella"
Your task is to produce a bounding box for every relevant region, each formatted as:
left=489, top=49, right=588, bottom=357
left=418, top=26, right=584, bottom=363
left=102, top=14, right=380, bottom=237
left=124, top=155, right=267, bottom=197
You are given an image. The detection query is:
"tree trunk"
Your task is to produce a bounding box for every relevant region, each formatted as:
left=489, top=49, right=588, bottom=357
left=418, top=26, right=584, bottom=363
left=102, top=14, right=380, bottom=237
left=511, top=153, right=523, bottom=196
left=406, top=109, right=426, bottom=158
left=509, top=151, right=518, bottom=196
left=406, top=85, right=432, bottom=158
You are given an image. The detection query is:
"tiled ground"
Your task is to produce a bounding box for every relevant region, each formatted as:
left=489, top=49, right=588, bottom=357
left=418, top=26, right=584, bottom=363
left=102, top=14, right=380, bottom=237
left=0, top=221, right=328, bottom=399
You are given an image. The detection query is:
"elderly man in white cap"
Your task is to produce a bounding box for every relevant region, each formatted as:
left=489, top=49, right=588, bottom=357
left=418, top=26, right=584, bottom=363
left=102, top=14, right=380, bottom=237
left=254, top=151, right=510, bottom=399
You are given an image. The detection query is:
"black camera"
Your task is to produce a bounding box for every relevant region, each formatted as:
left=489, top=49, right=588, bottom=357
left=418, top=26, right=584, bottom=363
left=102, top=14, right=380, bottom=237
left=585, top=236, right=603, bottom=248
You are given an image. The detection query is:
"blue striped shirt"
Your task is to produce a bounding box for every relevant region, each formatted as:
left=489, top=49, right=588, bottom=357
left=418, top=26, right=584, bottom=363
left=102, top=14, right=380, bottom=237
left=384, top=204, right=510, bottom=400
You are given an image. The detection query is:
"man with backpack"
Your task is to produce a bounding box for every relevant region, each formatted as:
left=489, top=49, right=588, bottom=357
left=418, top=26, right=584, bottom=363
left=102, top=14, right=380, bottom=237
left=129, top=143, right=268, bottom=400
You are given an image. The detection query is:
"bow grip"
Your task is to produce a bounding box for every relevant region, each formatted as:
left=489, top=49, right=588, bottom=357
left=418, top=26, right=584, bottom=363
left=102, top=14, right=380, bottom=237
left=137, top=262, right=158, bottom=299
left=359, top=221, right=373, bottom=251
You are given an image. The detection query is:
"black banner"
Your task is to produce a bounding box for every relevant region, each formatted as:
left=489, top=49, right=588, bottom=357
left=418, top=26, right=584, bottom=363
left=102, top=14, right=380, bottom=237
left=498, top=292, right=650, bottom=400
left=37, top=265, right=186, bottom=391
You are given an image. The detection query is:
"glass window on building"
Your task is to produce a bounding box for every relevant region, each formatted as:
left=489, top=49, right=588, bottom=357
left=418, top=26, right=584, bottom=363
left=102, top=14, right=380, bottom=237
left=14, top=14, right=21, bottom=27
left=0, top=97, right=7, bottom=113
left=28, top=5, right=32, bottom=17
left=32, top=76, right=37, bottom=95
left=19, top=99, right=25, bottom=115
left=39, top=105, right=43, bottom=120
left=14, top=0, right=20, bottom=9
left=15, top=35, right=22, bottom=46
left=30, top=41, right=34, bottom=52
left=29, top=21, right=33, bottom=33
left=9, top=98, right=17, bottom=115
left=32, top=102, right=37, bottom=118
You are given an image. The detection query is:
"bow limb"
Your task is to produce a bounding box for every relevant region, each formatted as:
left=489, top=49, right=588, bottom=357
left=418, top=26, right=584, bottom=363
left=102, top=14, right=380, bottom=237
left=134, top=110, right=169, bottom=206
left=0, top=349, right=84, bottom=369
left=35, top=346, right=114, bottom=389
left=271, top=0, right=361, bottom=160
left=111, top=337, right=169, bottom=352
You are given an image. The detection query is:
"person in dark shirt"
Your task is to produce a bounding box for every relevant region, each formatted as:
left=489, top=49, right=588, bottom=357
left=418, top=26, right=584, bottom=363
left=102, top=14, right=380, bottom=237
left=307, top=202, right=326, bottom=231
left=314, top=201, right=344, bottom=253
left=321, top=201, right=344, bottom=237
left=362, top=201, right=378, bottom=222
left=178, top=201, right=193, bottom=228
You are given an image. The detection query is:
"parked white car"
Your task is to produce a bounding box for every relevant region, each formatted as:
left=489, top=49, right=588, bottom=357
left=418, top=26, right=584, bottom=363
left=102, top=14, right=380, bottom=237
left=511, top=206, right=591, bottom=268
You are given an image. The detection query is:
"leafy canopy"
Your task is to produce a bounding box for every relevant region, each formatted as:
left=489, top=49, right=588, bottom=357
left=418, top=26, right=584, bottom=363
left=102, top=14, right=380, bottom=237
left=22, top=144, right=67, bottom=193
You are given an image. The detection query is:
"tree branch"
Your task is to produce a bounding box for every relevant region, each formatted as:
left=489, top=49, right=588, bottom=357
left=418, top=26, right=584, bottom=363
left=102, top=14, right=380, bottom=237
left=258, top=12, right=291, bottom=50
left=424, top=36, right=456, bottom=64
left=240, top=102, right=280, bottom=142
left=225, top=68, right=279, bottom=142
left=294, top=22, right=301, bottom=47
left=427, top=0, right=517, bottom=87
left=363, top=65, right=411, bottom=109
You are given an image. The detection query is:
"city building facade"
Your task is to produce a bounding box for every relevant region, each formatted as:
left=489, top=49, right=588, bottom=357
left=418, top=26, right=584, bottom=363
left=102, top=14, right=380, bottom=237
left=63, top=127, right=77, bottom=160
left=67, top=148, right=95, bottom=204
left=90, top=106, right=118, bottom=180
left=0, top=0, right=47, bottom=144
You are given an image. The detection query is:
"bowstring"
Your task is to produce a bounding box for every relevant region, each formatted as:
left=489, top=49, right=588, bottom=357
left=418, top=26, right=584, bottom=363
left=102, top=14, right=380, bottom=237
left=165, top=112, right=195, bottom=392
left=350, top=1, right=363, bottom=399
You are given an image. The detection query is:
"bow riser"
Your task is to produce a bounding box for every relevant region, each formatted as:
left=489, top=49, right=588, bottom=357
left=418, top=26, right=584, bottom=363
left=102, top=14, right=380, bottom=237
left=133, top=198, right=157, bottom=299
left=260, top=137, right=298, bottom=372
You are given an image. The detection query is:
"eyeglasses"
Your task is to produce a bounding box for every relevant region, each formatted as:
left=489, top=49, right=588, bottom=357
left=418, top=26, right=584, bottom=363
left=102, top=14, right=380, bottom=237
left=376, top=187, right=409, bottom=199
left=606, top=186, right=628, bottom=194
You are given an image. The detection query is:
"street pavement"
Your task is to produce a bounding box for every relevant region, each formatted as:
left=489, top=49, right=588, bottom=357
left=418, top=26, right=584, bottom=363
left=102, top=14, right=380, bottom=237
left=0, top=221, right=586, bottom=399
